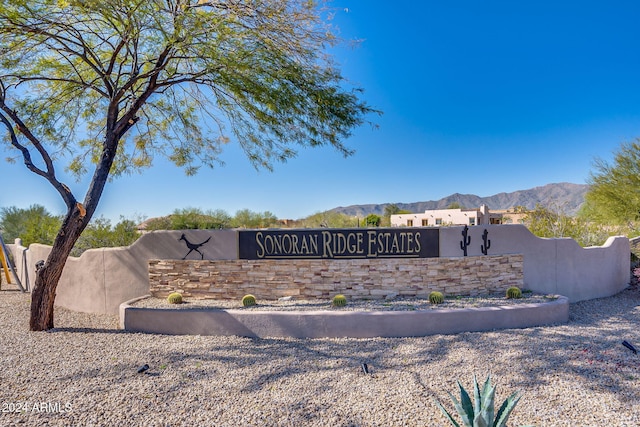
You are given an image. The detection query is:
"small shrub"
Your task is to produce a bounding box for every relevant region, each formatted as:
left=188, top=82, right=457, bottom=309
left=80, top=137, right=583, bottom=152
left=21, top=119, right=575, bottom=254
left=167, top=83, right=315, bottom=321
left=332, top=294, right=347, bottom=307
left=429, top=291, right=444, bottom=304
left=242, top=294, right=256, bottom=307
left=167, top=292, right=183, bottom=304
left=435, top=374, right=523, bottom=427
left=506, top=286, right=522, bottom=299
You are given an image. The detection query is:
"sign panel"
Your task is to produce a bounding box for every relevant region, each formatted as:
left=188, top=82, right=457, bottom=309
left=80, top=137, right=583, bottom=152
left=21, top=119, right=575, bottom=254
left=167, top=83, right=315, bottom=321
left=238, top=228, right=439, bottom=260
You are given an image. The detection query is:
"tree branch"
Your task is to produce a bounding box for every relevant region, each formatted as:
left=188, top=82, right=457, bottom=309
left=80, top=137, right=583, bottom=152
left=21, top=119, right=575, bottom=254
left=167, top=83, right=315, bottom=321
left=0, top=85, right=76, bottom=209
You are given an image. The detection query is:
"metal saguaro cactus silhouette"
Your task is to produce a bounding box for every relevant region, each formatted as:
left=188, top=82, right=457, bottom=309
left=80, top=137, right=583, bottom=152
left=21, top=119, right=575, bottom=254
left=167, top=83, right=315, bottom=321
left=481, top=228, right=491, bottom=255
left=460, top=225, right=471, bottom=256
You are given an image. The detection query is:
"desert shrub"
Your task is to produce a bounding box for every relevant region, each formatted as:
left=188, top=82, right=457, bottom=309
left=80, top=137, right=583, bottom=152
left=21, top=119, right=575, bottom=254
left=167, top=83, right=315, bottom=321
left=434, top=375, right=524, bottom=427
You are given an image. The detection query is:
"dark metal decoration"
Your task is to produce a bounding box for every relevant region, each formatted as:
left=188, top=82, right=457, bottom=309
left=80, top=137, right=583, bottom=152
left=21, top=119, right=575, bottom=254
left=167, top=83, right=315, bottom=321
left=481, top=229, right=491, bottom=255
left=238, top=228, right=439, bottom=260
left=622, top=340, right=637, bottom=354
left=460, top=225, right=470, bottom=256
left=179, top=234, right=211, bottom=260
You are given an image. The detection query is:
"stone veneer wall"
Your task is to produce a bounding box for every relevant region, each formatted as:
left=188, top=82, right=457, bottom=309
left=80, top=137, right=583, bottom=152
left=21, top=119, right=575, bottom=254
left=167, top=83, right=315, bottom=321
left=149, top=254, right=524, bottom=300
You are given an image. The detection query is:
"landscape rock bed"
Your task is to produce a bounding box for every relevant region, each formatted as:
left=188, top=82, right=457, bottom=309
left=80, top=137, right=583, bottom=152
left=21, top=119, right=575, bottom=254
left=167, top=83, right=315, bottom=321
left=132, top=292, right=557, bottom=311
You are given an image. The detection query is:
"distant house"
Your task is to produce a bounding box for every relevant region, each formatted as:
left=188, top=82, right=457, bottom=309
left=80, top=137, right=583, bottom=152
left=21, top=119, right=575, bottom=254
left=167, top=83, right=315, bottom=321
left=390, top=205, right=527, bottom=227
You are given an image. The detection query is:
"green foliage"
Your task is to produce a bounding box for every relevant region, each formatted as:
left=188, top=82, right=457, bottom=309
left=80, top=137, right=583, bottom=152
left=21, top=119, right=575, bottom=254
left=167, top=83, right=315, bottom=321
left=524, top=203, right=616, bottom=247
left=296, top=211, right=359, bottom=228
left=0, top=205, right=61, bottom=247
left=434, top=375, right=524, bottom=427
left=506, top=287, right=522, bottom=299
left=142, top=216, right=173, bottom=231
left=429, top=291, right=444, bottom=304
left=139, top=206, right=286, bottom=231
left=231, top=209, right=279, bottom=229
left=242, top=294, right=256, bottom=307
left=168, top=208, right=230, bottom=230
left=145, top=208, right=232, bottom=231
left=0, top=0, right=377, bottom=177
left=0, top=204, right=140, bottom=255
left=524, top=204, right=573, bottom=239
left=167, top=292, right=183, bottom=304
left=332, top=294, right=347, bottom=307
left=363, top=214, right=381, bottom=227
left=384, top=204, right=402, bottom=217
left=381, top=204, right=413, bottom=226
left=70, top=216, right=140, bottom=256
left=585, top=140, right=640, bottom=231
left=144, top=207, right=282, bottom=230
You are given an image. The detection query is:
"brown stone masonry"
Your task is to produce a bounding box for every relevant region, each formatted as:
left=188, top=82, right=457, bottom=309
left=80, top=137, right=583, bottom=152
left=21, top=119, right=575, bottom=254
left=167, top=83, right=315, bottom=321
left=149, top=254, right=524, bottom=301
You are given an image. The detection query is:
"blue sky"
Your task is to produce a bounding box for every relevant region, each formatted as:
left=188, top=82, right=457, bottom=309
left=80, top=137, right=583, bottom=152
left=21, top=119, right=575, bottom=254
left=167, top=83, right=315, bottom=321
left=2, top=1, right=640, bottom=222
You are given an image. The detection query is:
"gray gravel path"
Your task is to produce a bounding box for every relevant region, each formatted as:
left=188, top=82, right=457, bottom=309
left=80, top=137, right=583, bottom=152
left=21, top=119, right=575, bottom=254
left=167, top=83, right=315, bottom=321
left=1, top=287, right=639, bottom=426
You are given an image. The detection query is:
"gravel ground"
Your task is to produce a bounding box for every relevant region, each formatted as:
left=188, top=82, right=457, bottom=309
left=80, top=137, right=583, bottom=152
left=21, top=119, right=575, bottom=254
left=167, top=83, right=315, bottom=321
left=1, top=287, right=639, bottom=427
left=134, top=292, right=558, bottom=311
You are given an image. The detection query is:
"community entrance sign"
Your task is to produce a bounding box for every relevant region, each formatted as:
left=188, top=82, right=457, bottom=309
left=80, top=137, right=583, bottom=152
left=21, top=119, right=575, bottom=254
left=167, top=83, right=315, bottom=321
left=238, top=228, right=439, bottom=260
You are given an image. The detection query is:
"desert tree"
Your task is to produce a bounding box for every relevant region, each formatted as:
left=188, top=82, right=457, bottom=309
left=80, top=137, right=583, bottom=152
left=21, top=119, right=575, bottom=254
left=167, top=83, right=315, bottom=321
left=363, top=213, right=381, bottom=227
left=0, top=205, right=61, bottom=247
left=231, top=209, right=279, bottom=228
left=584, top=140, right=640, bottom=232
left=0, top=0, right=376, bottom=330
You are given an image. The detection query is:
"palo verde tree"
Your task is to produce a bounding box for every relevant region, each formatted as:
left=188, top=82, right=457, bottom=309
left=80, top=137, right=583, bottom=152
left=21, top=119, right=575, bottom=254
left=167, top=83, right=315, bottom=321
left=583, top=139, right=640, bottom=232
left=0, top=205, right=62, bottom=247
left=0, top=0, right=376, bottom=330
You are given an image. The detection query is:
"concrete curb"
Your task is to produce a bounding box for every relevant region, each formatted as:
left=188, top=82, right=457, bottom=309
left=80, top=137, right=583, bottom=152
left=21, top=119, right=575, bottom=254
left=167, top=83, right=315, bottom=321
left=119, top=295, right=569, bottom=338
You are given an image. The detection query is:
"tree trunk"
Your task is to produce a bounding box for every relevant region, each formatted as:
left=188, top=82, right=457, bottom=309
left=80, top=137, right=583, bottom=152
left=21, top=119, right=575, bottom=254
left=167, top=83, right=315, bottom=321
left=29, top=208, right=88, bottom=331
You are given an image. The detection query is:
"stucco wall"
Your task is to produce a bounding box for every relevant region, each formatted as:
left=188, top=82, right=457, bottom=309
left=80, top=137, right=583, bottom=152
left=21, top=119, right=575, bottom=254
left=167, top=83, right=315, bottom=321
left=7, top=230, right=236, bottom=314
left=6, top=225, right=631, bottom=314
left=439, top=225, right=630, bottom=301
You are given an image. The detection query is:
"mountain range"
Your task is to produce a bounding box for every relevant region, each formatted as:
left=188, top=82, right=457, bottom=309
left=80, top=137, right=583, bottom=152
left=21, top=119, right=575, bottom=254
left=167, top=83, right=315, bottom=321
left=330, top=182, right=589, bottom=217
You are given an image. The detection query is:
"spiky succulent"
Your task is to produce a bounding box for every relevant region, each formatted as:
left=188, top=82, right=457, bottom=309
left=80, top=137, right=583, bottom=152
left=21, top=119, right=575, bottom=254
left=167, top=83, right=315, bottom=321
left=242, top=294, right=256, bottom=307
left=429, top=291, right=444, bottom=304
left=506, top=286, right=522, bottom=299
left=434, top=375, right=524, bottom=427
left=167, top=292, right=183, bottom=304
left=332, top=294, right=347, bottom=307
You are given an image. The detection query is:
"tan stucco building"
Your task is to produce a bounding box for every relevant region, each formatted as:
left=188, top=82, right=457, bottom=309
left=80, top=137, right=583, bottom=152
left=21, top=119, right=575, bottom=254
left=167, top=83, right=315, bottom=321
left=390, top=205, right=527, bottom=227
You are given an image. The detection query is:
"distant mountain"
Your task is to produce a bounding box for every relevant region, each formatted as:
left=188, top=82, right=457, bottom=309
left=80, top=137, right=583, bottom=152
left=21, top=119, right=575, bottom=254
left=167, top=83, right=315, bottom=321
left=330, top=183, right=589, bottom=217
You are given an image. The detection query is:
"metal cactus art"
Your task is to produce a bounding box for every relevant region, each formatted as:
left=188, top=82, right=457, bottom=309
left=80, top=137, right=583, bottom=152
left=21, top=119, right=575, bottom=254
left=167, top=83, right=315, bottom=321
left=481, top=229, right=491, bottom=255
left=460, top=225, right=471, bottom=256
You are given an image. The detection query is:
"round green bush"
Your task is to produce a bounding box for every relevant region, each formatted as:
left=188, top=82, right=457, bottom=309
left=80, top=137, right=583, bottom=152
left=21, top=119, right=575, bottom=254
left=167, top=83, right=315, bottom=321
left=506, top=286, right=522, bottom=299
left=429, top=291, right=444, bottom=304
left=167, top=292, right=183, bottom=304
left=332, top=294, right=347, bottom=307
left=242, top=294, right=257, bottom=307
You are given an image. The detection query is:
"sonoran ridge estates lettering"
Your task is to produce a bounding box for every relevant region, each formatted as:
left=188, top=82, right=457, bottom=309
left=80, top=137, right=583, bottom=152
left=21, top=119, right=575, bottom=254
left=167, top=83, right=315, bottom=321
left=238, top=228, right=439, bottom=259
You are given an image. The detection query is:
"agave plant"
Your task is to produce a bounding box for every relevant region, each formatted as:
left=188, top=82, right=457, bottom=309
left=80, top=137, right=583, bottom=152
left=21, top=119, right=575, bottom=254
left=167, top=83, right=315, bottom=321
left=434, top=375, right=524, bottom=427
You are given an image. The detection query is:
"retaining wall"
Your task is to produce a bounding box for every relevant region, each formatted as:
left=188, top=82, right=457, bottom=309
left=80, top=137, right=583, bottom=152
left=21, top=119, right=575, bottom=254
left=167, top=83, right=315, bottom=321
left=149, top=255, right=524, bottom=300
left=6, top=225, right=631, bottom=314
